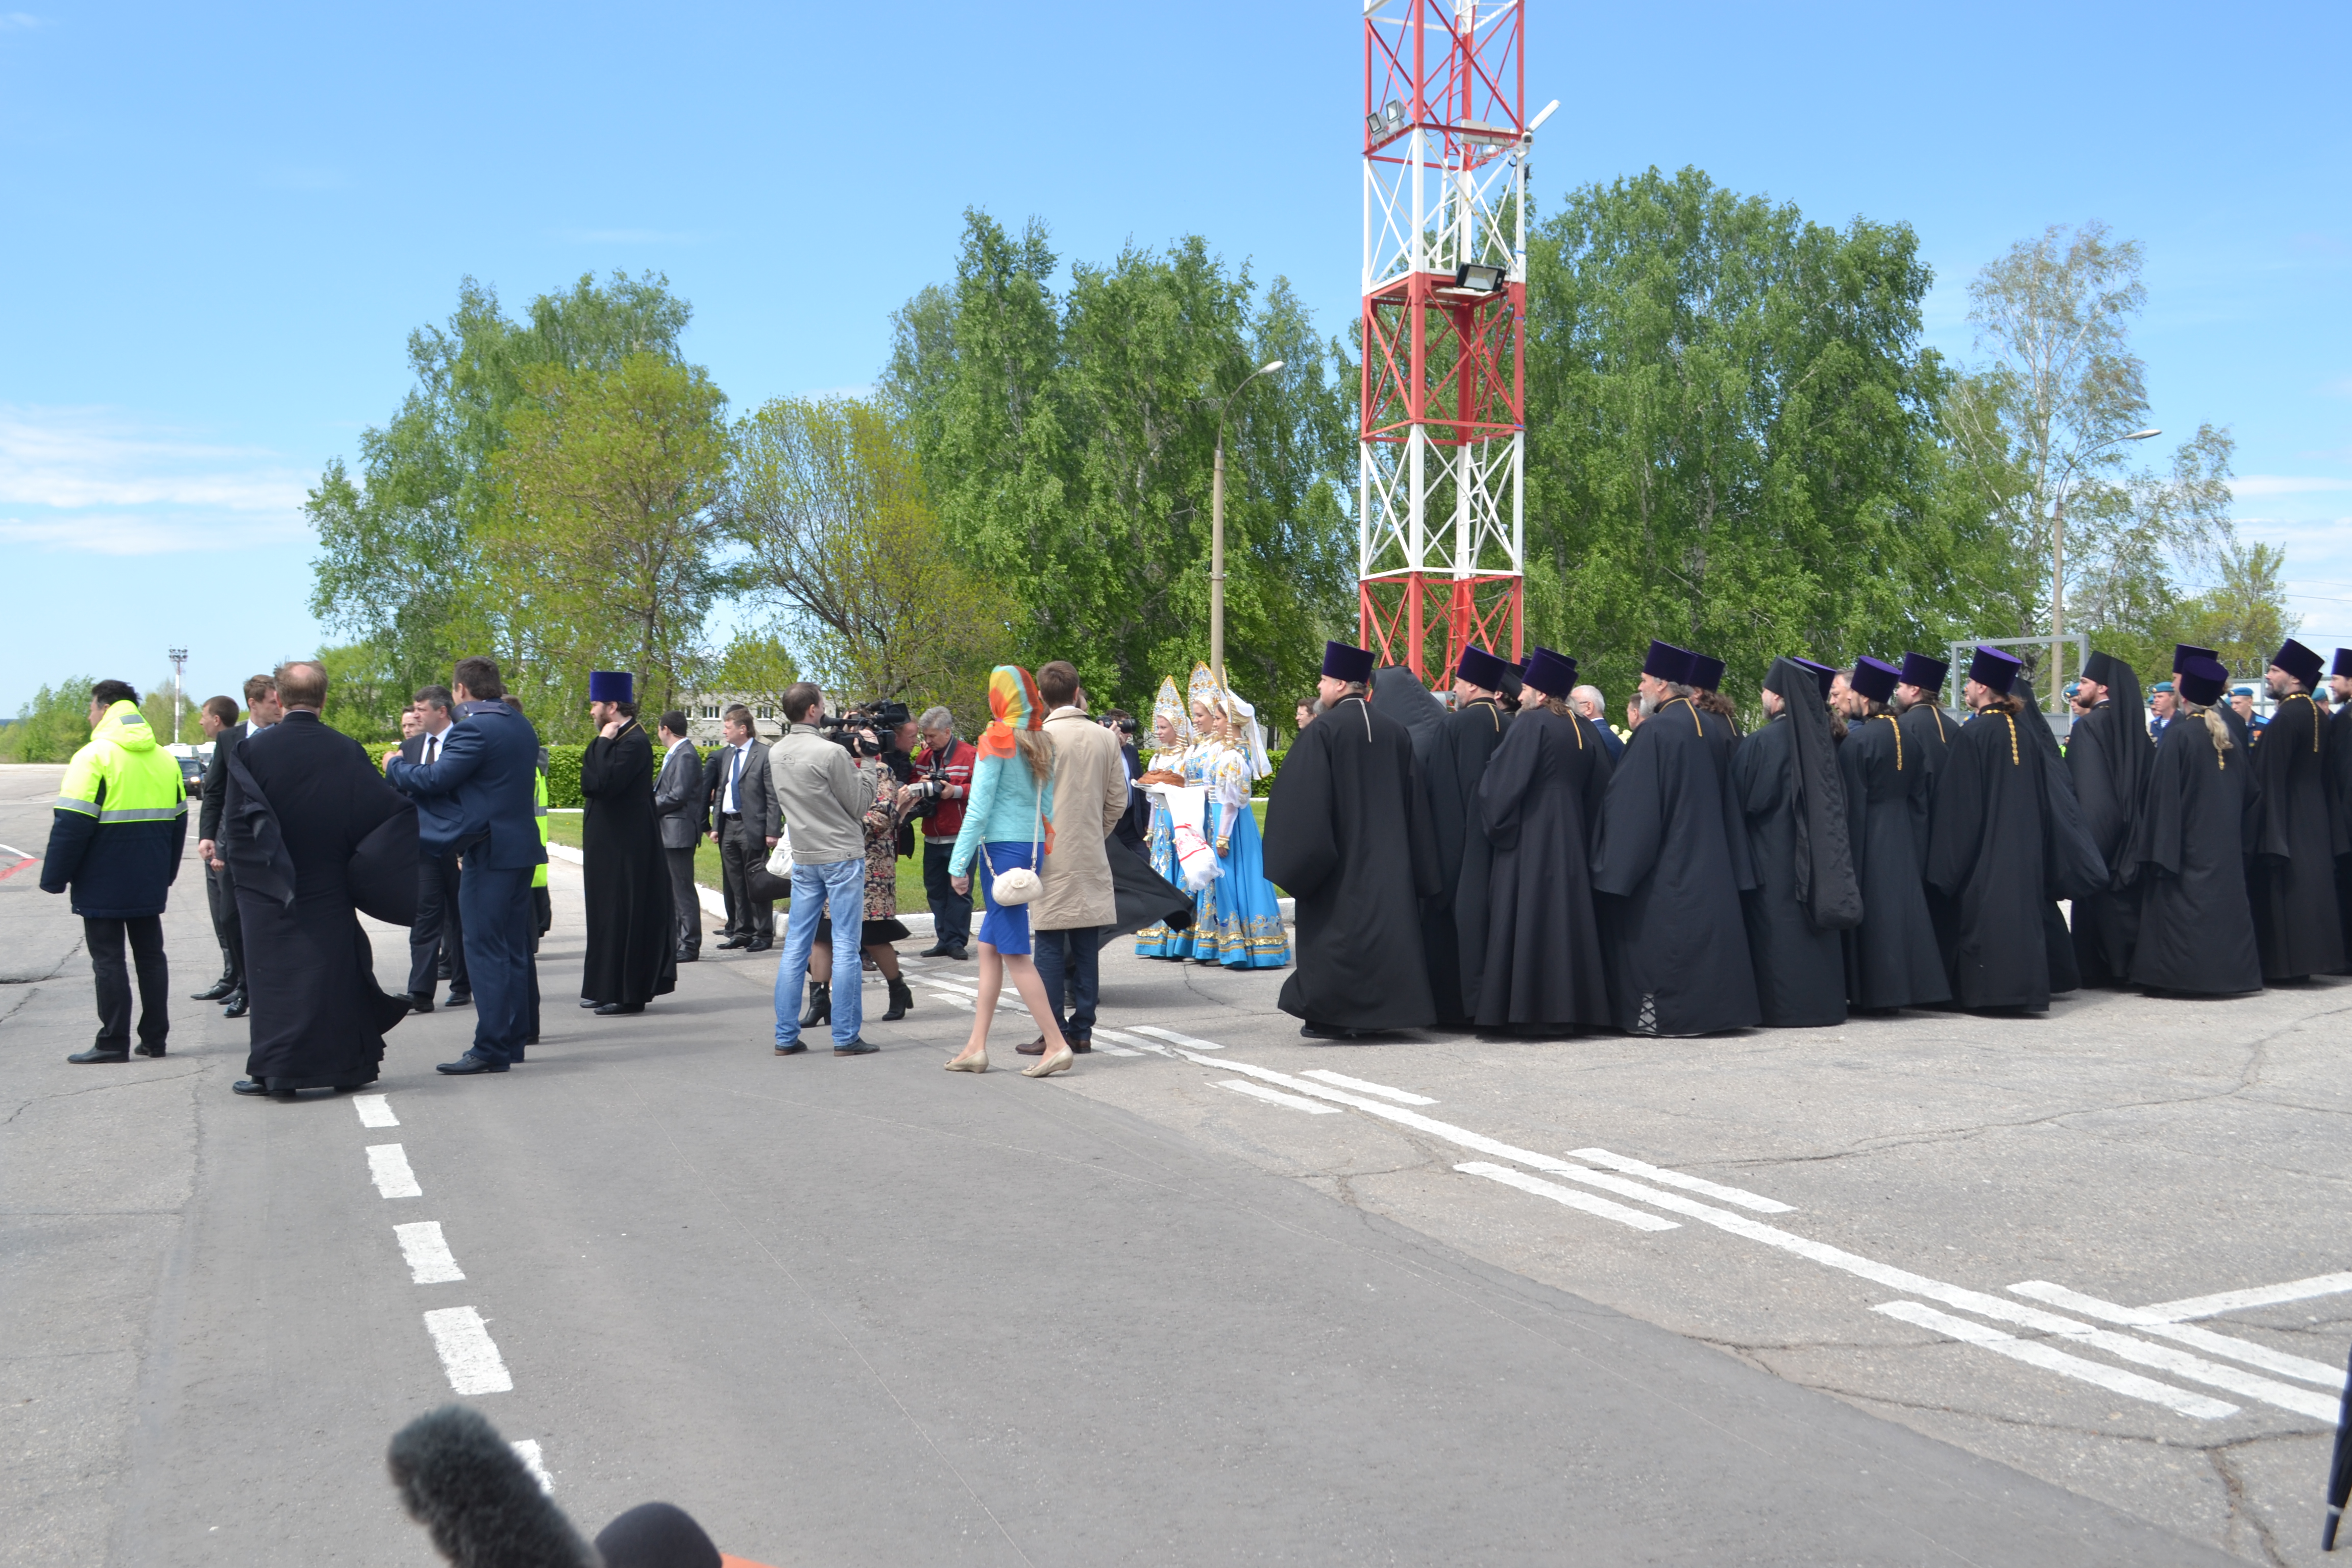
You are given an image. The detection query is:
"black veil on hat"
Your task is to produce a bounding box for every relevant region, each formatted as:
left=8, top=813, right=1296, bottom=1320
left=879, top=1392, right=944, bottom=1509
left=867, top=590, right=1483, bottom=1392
left=1371, top=666, right=1449, bottom=768
left=1763, top=658, right=1861, bottom=933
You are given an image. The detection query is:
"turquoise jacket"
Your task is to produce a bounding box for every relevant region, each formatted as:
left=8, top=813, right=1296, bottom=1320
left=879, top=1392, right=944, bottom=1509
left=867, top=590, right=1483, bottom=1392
left=948, top=752, right=1055, bottom=877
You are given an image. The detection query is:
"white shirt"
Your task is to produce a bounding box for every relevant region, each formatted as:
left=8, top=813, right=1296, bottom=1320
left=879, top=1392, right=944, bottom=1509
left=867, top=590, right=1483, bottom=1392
left=722, top=741, right=750, bottom=814
left=421, top=727, right=448, bottom=766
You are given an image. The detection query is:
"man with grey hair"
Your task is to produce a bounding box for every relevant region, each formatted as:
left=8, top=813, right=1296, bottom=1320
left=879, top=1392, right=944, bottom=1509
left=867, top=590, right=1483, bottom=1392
left=1571, top=684, right=1624, bottom=761
left=905, top=705, right=975, bottom=959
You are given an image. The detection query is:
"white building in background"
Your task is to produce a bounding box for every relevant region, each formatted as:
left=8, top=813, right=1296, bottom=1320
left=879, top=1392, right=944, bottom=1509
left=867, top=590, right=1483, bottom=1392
left=678, top=691, right=786, bottom=746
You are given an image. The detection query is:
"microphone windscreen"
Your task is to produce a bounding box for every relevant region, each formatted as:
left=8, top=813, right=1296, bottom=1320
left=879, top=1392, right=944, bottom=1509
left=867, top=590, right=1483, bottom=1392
left=387, top=1405, right=597, bottom=1568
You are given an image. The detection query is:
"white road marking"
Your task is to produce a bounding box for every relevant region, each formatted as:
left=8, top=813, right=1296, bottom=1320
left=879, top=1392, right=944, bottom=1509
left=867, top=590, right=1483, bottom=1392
left=366, top=1144, right=423, bottom=1199
left=1873, top=1301, right=2238, bottom=1419
left=1457, top=1162, right=1679, bottom=1232
left=1087, top=1040, right=1144, bottom=1057
left=1090, top=1027, right=1167, bottom=1054
left=1218, top=1080, right=1341, bottom=1115
left=352, top=1094, right=398, bottom=1128
left=510, top=1439, right=552, bottom=1494
left=2010, top=1281, right=2347, bottom=1390
left=2143, top=1272, right=2352, bottom=1322
left=422, top=1306, right=513, bottom=1395
left=1566, top=1147, right=1794, bottom=1213
left=1129, top=1024, right=1224, bottom=1051
left=1301, top=1069, right=1435, bottom=1105
left=394, top=1221, right=465, bottom=1284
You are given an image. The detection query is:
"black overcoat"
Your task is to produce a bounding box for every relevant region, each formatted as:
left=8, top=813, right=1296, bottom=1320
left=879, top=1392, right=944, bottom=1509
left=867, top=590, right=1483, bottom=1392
left=1472, top=706, right=1612, bottom=1031
left=1262, top=696, right=1441, bottom=1030
left=224, top=713, right=414, bottom=1089
left=2124, top=713, right=2261, bottom=994
left=1589, top=697, right=1760, bottom=1036
left=1839, top=713, right=1949, bottom=1011
left=2332, top=704, right=2352, bottom=961
left=2247, top=693, right=2345, bottom=980
left=580, top=720, right=677, bottom=1007
left=1446, top=698, right=1512, bottom=1019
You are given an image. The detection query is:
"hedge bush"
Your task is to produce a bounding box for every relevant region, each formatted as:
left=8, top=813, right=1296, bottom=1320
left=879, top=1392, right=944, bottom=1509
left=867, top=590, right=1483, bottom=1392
left=546, top=744, right=585, bottom=807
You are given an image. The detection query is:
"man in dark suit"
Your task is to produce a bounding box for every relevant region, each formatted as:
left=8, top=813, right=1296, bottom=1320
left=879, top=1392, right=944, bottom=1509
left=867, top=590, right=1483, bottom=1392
left=397, top=685, right=471, bottom=1011
left=384, top=656, right=548, bottom=1075
left=652, top=710, right=707, bottom=962
left=1104, top=709, right=1149, bottom=852
left=193, top=675, right=279, bottom=1017
left=708, top=704, right=779, bottom=950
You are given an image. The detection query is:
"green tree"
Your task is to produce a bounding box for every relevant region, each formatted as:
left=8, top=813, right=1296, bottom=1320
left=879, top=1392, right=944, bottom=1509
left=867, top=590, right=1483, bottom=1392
left=726, top=395, right=1000, bottom=708
left=888, top=211, right=1356, bottom=715
left=0, top=677, right=99, bottom=763
left=2176, top=538, right=2297, bottom=680
left=484, top=352, right=730, bottom=722
left=701, top=630, right=802, bottom=719
left=1522, top=166, right=2007, bottom=709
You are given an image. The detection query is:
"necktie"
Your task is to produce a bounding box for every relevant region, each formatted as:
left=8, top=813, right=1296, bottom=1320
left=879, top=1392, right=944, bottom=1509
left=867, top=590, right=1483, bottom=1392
left=426, top=734, right=438, bottom=765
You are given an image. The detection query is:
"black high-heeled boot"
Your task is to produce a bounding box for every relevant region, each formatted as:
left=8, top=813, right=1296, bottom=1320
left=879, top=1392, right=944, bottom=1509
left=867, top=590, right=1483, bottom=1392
left=799, top=981, right=830, bottom=1027
left=881, top=975, right=913, bottom=1021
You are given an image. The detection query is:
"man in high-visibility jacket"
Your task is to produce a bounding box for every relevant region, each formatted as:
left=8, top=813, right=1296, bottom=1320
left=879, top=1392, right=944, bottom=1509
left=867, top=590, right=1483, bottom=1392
left=41, top=679, right=189, bottom=1063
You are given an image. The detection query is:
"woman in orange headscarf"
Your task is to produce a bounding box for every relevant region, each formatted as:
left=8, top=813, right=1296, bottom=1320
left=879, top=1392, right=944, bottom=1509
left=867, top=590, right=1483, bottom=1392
left=944, top=667, right=1073, bottom=1076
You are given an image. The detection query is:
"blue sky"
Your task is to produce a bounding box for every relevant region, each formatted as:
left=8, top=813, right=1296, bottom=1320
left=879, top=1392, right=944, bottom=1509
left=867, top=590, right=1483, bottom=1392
left=4, top=1, right=2346, bottom=714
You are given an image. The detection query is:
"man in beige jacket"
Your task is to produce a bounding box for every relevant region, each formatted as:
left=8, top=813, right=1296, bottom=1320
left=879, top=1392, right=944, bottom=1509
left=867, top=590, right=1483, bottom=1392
left=1023, top=661, right=1129, bottom=1054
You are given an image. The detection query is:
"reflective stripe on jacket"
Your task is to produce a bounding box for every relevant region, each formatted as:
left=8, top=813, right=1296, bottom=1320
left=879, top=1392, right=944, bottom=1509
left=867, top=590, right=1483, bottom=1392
left=40, top=700, right=189, bottom=916
left=533, top=751, right=550, bottom=888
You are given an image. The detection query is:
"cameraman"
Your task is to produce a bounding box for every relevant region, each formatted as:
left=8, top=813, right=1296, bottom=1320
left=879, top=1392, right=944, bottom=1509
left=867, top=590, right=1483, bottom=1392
left=902, top=706, right=975, bottom=960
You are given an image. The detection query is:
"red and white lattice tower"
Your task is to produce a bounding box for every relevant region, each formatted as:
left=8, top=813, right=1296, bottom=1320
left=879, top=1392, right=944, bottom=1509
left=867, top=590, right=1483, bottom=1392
left=1359, top=1, right=1540, bottom=681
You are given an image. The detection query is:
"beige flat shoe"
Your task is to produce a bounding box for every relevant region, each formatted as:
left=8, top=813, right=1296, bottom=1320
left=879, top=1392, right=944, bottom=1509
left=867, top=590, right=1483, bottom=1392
left=1022, top=1045, right=1074, bottom=1079
left=945, top=1051, right=988, bottom=1073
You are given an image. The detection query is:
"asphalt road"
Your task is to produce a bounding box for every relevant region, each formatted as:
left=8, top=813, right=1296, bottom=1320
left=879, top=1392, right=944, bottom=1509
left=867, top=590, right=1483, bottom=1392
left=5, top=758, right=2343, bottom=1565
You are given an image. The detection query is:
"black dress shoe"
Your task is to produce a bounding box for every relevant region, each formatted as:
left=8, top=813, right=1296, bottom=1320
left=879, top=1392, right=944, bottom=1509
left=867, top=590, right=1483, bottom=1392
left=68, top=1048, right=129, bottom=1064
left=594, top=1001, right=644, bottom=1016
left=945, top=944, right=970, bottom=961
left=716, top=935, right=750, bottom=950
left=436, top=962, right=453, bottom=980
left=1299, top=1021, right=1366, bottom=1040
left=831, top=1038, right=878, bottom=1056
left=134, top=1042, right=166, bottom=1058
left=223, top=991, right=249, bottom=1018
left=331, top=1082, right=371, bottom=1092
left=436, top=1053, right=509, bottom=1074
left=1017, top=1036, right=1047, bottom=1056
left=191, top=978, right=235, bottom=1002
left=918, top=939, right=955, bottom=957
left=232, top=1077, right=295, bottom=1097
left=579, top=997, right=602, bottom=1009
left=409, top=993, right=435, bottom=1014
left=746, top=938, right=772, bottom=952
left=675, top=949, right=698, bottom=963
left=445, top=989, right=472, bottom=1007
left=774, top=1041, right=807, bottom=1055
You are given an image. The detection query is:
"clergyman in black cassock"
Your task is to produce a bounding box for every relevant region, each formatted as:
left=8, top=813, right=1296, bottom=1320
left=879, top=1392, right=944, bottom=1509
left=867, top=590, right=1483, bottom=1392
left=1262, top=642, right=1442, bottom=1035
left=1371, top=665, right=1463, bottom=1022
left=1589, top=641, right=1760, bottom=1036
left=1440, top=645, right=1516, bottom=1021
left=223, top=695, right=416, bottom=1092
left=2247, top=639, right=2346, bottom=981
left=2122, top=656, right=2262, bottom=995
left=1732, top=658, right=1860, bottom=1027
left=1892, top=653, right=1956, bottom=968
left=579, top=672, right=677, bottom=1011
left=2064, top=650, right=2154, bottom=987
left=1472, top=648, right=1613, bottom=1032
left=1837, top=657, right=1949, bottom=1011
left=2329, top=649, right=2352, bottom=957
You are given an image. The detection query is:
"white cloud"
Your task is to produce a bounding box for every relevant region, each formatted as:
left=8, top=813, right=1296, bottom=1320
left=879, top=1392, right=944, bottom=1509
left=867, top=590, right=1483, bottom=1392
left=0, top=405, right=313, bottom=555
left=2231, top=474, right=2352, bottom=497
left=0, top=13, right=42, bottom=30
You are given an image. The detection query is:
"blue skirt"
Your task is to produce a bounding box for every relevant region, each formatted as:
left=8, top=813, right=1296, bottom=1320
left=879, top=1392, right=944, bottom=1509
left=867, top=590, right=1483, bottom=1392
left=975, top=841, right=1035, bottom=955
left=1134, top=800, right=1189, bottom=959
left=1188, top=800, right=1289, bottom=969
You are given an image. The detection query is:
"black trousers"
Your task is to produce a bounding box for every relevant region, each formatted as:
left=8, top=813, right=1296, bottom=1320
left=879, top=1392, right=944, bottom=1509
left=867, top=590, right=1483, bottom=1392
left=667, top=845, right=701, bottom=956
left=204, top=863, right=244, bottom=988
left=719, top=815, right=773, bottom=941
left=923, top=838, right=971, bottom=950
left=87, top=914, right=168, bottom=1052
left=408, top=849, right=468, bottom=998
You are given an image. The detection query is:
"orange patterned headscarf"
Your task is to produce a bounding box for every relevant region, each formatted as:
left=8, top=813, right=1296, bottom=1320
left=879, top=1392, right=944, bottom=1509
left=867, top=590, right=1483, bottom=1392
left=976, top=665, right=1046, bottom=760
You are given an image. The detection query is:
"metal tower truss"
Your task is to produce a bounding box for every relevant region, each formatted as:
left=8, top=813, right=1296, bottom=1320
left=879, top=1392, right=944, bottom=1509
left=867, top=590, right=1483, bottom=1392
left=1358, top=0, right=1533, bottom=683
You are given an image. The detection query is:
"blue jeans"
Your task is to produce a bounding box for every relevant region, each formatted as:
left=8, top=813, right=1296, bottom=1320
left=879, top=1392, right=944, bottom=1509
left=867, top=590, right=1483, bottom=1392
left=1032, top=926, right=1103, bottom=1038
left=773, top=857, right=866, bottom=1048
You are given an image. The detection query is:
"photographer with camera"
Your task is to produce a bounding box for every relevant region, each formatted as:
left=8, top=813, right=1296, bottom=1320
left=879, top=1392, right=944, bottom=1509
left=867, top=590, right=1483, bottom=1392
left=767, top=683, right=879, bottom=1057
left=902, top=705, right=975, bottom=960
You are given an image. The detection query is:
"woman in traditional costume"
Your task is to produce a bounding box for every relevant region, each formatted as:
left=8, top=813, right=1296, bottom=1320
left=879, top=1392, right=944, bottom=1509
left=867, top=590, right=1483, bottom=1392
left=1134, top=675, right=1193, bottom=959
left=1190, top=688, right=1291, bottom=969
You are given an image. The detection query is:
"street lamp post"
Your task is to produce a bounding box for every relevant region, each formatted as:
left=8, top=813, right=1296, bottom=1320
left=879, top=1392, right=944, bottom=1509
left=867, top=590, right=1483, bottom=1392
left=1210, top=359, right=1285, bottom=695
left=167, top=648, right=188, bottom=746
left=2048, top=427, right=2161, bottom=710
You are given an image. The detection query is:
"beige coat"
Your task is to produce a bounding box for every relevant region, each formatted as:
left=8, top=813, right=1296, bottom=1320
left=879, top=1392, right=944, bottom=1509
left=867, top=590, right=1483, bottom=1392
left=1033, top=707, right=1128, bottom=930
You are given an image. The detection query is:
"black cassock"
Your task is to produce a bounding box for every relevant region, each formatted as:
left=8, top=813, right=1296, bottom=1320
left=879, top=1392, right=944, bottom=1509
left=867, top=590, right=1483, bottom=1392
left=580, top=720, right=677, bottom=1007
left=2016, top=711, right=2092, bottom=995
left=1447, top=698, right=1513, bottom=1019
left=2066, top=679, right=2153, bottom=987
left=1898, top=701, right=1958, bottom=967
left=223, top=712, right=415, bottom=1090
left=1841, top=712, right=1950, bottom=1011
left=2248, top=693, right=2346, bottom=981
left=1262, top=695, right=1442, bottom=1030
left=2124, top=713, right=2262, bottom=994
left=2332, top=704, right=2352, bottom=960
left=1374, top=669, right=1465, bottom=1022
left=1473, top=705, right=1613, bottom=1031
left=1589, top=697, right=1760, bottom=1036
left=1730, top=673, right=1858, bottom=1028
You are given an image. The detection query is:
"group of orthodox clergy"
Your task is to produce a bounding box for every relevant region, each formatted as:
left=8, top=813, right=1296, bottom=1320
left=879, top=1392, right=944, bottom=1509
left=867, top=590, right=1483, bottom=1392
left=1263, top=633, right=2352, bottom=1040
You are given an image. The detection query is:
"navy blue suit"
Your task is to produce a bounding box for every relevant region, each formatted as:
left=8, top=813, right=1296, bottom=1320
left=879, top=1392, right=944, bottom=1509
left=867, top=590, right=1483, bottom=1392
left=386, top=701, right=547, bottom=1063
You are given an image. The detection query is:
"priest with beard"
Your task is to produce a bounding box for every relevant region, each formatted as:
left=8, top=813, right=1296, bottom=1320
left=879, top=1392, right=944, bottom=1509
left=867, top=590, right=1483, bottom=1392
left=1472, top=647, right=1613, bottom=1033
left=1835, top=655, right=1950, bottom=1012
left=579, top=671, right=677, bottom=1015
left=1589, top=641, right=1760, bottom=1036
left=1371, top=664, right=1460, bottom=1020
left=2064, top=650, right=2154, bottom=986
left=1731, top=657, right=1860, bottom=1027
left=222, top=660, right=416, bottom=1097
left=2248, top=638, right=2346, bottom=981
left=1443, top=644, right=1516, bottom=1021
left=2121, top=654, right=2262, bottom=995
left=1262, top=641, right=1442, bottom=1039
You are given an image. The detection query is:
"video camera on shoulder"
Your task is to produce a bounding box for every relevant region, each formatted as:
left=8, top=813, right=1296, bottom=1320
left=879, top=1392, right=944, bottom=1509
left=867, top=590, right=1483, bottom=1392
left=816, top=698, right=913, bottom=760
